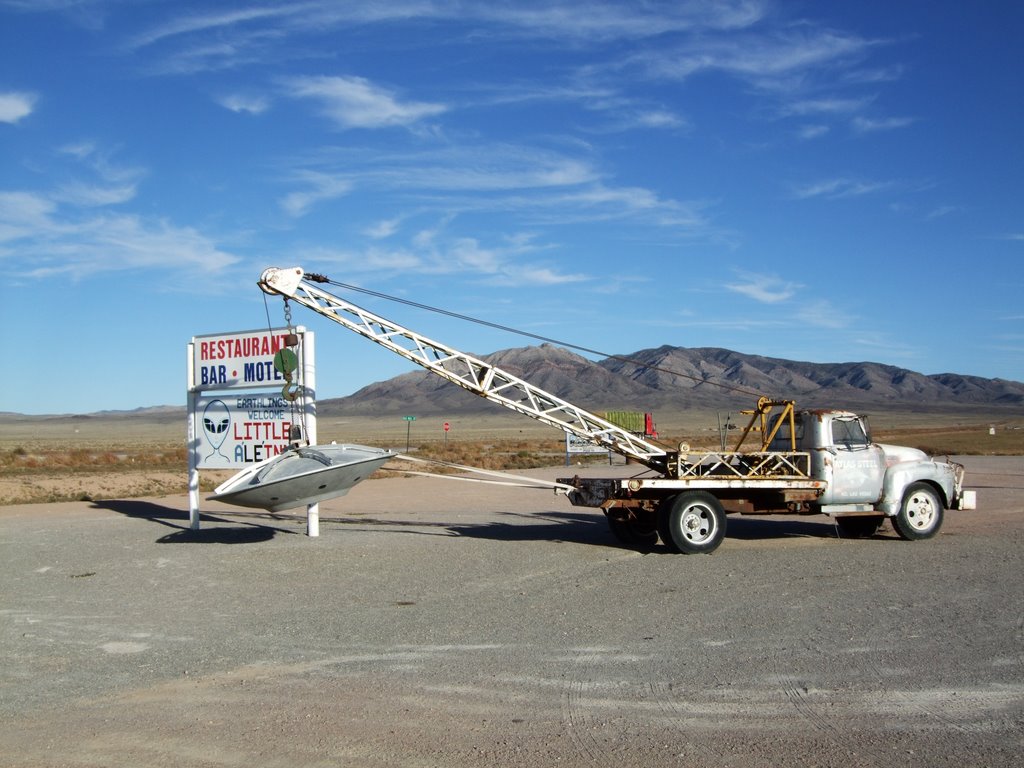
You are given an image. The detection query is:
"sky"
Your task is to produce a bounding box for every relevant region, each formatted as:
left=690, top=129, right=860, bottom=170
left=1, top=0, right=1022, bottom=415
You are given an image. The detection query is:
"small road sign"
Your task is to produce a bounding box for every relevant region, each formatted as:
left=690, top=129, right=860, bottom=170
left=403, top=415, right=416, bottom=452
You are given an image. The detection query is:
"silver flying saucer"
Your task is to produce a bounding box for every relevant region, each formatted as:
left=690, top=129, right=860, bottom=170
left=209, top=444, right=394, bottom=513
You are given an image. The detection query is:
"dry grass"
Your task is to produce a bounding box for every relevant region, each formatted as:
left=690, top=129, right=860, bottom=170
left=0, top=445, right=187, bottom=470
left=872, top=425, right=1024, bottom=457
left=0, top=443, right=206, bottom=505
left=1, top=411, right=1020, bottom=506
left=0, top=437, right=604, bottom=505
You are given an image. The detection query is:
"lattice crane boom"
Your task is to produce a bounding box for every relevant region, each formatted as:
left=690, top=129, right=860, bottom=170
left=259, top=267, right=670, bottom=474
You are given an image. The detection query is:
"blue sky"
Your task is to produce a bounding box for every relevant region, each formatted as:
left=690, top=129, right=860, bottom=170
left=1, top=1, right=1022, bottom=415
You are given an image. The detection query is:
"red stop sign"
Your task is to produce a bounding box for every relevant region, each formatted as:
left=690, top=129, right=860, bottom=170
left=443, top=422, right=450, bottom=432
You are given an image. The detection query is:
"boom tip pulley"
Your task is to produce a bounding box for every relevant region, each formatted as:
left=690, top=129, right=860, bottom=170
left=258, top=266, right=305, bottom=297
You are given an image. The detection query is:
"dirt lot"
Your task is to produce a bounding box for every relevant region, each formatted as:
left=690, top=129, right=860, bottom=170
left=1, top=456, right=1022, bottom=767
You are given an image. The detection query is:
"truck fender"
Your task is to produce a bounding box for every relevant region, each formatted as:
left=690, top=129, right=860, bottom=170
left=878, top=464, right=952, bottom=516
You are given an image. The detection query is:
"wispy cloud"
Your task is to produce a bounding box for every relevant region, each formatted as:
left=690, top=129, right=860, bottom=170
left=0, top=191, right=56, bottom=242
left=218, top=92, right=270, bottom=115
left=591, top=107, right=690, bottom=134
left=850, top=332, right=918, bottom=362
left=125, top=5, right=292, bottom=51
left=438, top=235, right=588, bottom=286
left=796, top=124, right=829, bottom=140
left=597, top=19, right=894, bottom=136
left=282, top=75, right=447, bottom=130
left=363, top=216, right=404, bottom=240
left=842, top=64, right=905, bottom=85
left=35, top=143, right=147, bottom=208
left=490, top=264, right=589, bottom=287
left=279, top=171, right=353, bottom=217
left=474, top=1, right=767, bottom=42
left=852, top=115, right=915, bottom=133
left=0, top=91, right=37, bottom=124
left=126, top=2, right=566, bottom=74
left=925, top=205, right=963, bottom=220
left=726, top=270, right=801, bottom=303
left=782, top=96, right=875, bottom=116
left=462, top=78, right=681, bottom=135
left=300, top=225, right=588, bottom=288
left=0, top=189, right=237, bottom=279
left=544, top=183, right=711, bottom=229
left=92, top=0, right=898, bottom=150
left=632, top=109, right=687, bottom=129
left=52, top=181, right=138, bottom=207
left=57, top=141, right=146, bottom=185
left=0, top=141, right=231, bottom=279
left=791, top=177, right=892, bottom=200
left=1, top=0, right=114, bottom=30
left=297, top=244, right=424, bottom=274
left=286, top=144, right=601, bottom=194
left=438, top=162, right=596, bottom=194
left=126, top=1, right=768, bottom=62
left=275, top=140, right=716, bottom=243
left=638, top=28, right=875, bottom=85
left=796, top=299, right=849, bottom=329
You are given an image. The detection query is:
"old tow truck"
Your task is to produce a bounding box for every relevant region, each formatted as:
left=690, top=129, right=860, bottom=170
left=245, top=266, right=976, bottom=554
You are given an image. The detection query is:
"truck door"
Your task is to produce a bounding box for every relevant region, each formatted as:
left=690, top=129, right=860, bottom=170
left=819, top=416, right=886, bottom=505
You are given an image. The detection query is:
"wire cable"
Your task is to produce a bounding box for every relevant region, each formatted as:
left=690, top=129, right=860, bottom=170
left=382, top=453, right=575, bottom=492
left=312, top=275, right=766, bottom=400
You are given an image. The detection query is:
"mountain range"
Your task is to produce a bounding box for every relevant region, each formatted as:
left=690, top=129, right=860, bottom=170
left=317, top=344, right=1024, bottom=417
left=4, top=344, right=1020, bottom=421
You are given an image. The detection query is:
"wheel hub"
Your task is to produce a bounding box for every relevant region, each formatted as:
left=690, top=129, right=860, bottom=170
left=681, top=509, right=710, bottom=540
left=908, top=494, right=935, bottom=530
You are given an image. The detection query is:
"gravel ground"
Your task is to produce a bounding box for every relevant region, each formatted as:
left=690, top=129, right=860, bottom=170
left=1, top=456, right=1021, bottom=767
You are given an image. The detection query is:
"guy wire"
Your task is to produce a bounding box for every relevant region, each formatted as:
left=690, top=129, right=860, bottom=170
left=317, top=277, right=766, bottom=401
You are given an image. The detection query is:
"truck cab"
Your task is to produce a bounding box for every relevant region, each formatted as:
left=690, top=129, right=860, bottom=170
left=770, top=410, right=976, bottom=539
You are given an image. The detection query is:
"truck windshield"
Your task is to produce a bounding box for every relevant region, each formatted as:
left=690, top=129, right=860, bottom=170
left=832, top=417, right=869, bottom=448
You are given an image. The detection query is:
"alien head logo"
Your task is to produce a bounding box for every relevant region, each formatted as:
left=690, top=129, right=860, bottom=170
left=202, top=399, right=231, bottom=461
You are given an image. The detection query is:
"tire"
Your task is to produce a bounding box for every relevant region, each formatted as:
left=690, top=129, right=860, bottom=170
left=658, top=491, right=727, bottom=554
left=893, top=482, right=944, bottom=541
left=835, top=515, right=884, bottom=539
left=607, top=513, right=659, bottom=551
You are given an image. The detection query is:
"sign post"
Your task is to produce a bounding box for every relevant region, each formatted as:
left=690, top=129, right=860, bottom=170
left=403, top=415, right=416, bottom=453
left=187, top=327, right=317, bottom=534
left=443, top=421, right=450, bottom=450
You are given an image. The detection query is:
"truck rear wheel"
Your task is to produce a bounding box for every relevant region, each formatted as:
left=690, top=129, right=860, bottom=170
left=835, top=515, right=884, bottom=539
left=607, top=512, right=659, bottom=551
left=893, top=482, right=944, bottom=541
left=658, top=491, right=727, bottom=554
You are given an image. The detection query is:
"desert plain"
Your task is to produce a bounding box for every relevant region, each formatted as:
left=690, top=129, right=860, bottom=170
left=1, top=408, right=1022, bottom=767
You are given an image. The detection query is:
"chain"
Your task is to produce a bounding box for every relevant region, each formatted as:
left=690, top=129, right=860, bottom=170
left=278, top=298, right=308, bottom=445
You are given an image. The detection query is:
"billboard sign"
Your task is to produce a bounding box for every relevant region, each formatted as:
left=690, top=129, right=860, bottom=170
left=189, top=327, right=303, bottom=391
left=194, top=392, right=296, bottom=469
left=565, top=432, right=609, bottom=455
left=187, top=326, right=317, bottom=532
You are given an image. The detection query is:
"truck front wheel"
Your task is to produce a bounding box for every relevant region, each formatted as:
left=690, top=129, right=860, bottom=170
left=893, top=482, right=944, bottom=541
left=659, top=491, right=727, bottom=554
